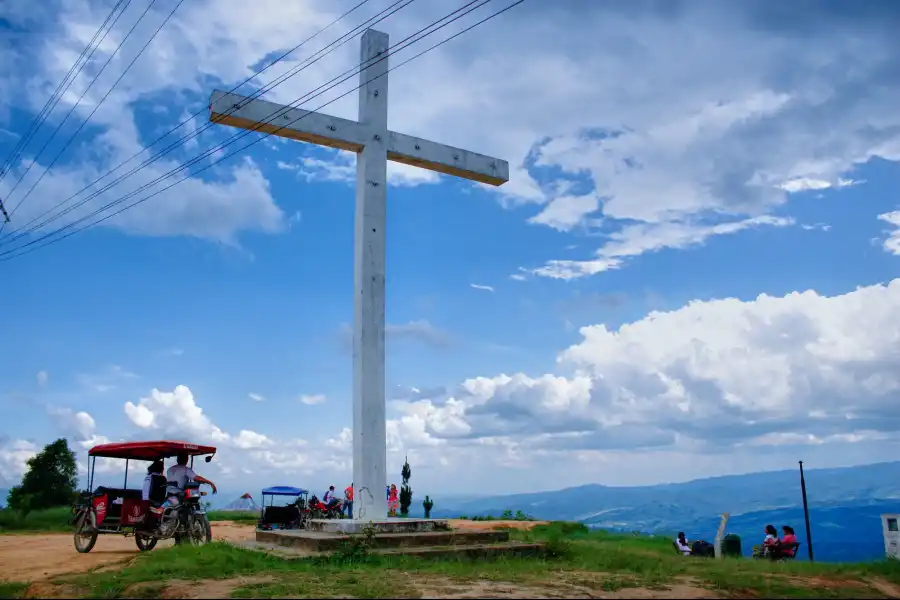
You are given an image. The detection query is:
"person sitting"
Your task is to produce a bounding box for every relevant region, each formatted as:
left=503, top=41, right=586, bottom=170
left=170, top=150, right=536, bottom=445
left=167, top=453, right=218, bottom=496
left=141, top=461, right=166, bottom=529
left=776, top=525, right=798, bottom=559
left=142, top=461, right=167, bottom=503
left=323, top=485, right=340, bottom=511
left=675, top=532, right=692, bottom=556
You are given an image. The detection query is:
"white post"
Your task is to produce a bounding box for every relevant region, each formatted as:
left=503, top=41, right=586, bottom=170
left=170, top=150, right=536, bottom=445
left=352, top=29, right=390, bottom=522
left=714, top=512, right=730, bottom=559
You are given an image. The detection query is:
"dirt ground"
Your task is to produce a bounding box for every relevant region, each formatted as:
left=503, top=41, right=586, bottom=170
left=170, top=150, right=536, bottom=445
left=0, top=519, right=539, bottom=584
left=0, top=521, right=255, bottom=582
left=446, top=519, right=550, bottom=532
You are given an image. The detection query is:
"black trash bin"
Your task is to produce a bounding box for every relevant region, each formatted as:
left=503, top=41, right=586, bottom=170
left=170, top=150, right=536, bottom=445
left=722, top=533, right=742, bottom=558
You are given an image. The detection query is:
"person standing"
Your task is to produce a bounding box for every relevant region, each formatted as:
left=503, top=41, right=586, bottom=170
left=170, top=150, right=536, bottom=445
left=343, top=483, right=354, bottom=519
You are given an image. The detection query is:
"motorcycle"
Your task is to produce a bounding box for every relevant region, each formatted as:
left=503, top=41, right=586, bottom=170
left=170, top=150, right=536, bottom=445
left=309, top=494, right=343, bottom=519
left=140, top=481, right=212, bottom=548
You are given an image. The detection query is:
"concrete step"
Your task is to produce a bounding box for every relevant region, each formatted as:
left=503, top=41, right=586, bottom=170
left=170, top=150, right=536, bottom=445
left=256, top=529, right=509, bottom=552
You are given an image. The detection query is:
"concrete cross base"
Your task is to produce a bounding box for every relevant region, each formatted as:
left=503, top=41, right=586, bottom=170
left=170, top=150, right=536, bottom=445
left=307, top=517, right=449, bottom=535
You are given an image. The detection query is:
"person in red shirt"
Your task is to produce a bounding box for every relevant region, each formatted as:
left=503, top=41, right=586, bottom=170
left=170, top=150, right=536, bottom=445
left=343, top=483, right=354, bottom=519
left=779, top=525, right=798, bottom=558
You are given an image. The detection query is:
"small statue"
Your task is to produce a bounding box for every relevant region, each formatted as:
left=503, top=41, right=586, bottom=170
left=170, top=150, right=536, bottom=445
left=423, top=495, right=434, bottom=519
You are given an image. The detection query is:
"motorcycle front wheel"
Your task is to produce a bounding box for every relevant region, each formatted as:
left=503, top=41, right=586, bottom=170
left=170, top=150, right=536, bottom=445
left=188, top=514, right=212, bottom=545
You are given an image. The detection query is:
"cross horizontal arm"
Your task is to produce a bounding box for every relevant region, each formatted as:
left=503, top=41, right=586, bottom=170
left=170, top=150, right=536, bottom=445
left=387, top=132, right=508, bottom=186
left=210, top=90, right=369, bottom=152
left=210, top=89, right=510, bottom=186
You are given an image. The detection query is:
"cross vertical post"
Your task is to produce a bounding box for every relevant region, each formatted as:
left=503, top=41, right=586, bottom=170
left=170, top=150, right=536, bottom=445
left=207, top=27, right=510, bottom=525
left=353, top=29, right=389, bottom=522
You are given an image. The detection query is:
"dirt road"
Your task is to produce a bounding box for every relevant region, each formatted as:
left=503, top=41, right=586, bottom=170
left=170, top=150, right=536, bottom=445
left=0, top=519, right=542, bottom=583
left=0, top=522, right=255, bottom=582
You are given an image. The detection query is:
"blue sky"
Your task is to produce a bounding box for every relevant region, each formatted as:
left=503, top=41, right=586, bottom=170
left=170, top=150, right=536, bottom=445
left=2, top=0, right=900, bottom=499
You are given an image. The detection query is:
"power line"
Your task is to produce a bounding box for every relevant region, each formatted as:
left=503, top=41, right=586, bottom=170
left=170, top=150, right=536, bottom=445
left=0, top=0, right=138, bottom=210
left=0, top=0, right=127, bottom=186
left=0, top=0, right=384, bottom=244
left=0, top=0, right=410, bottom=246
left=0, top=0, right=525, bottom=263
left=4, top=0, right=483, bottom=252
left=3, top=0, right=179, bottom=228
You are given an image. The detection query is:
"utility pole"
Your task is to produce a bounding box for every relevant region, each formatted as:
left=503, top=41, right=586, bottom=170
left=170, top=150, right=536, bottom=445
left=800, top=460, right=815, bottom=561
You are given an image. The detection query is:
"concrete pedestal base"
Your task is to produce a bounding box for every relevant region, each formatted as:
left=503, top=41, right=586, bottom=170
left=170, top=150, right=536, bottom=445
left=253, top=519, right=545, bottom=558
left=307, top=518, right=448, bottom=534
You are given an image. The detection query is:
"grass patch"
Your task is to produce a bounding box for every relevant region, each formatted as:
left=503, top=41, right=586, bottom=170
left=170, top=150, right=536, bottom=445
left=207, top=510, right=258, bottom=523
left=0, top=506, right=71, bottom=533
left=56, top=522, right=900, bottom=599
left=0, top=582, right=29, bottom=600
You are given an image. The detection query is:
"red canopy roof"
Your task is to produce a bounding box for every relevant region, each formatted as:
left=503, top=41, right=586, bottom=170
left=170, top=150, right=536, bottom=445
left=88, top=440, right=217, bottom=461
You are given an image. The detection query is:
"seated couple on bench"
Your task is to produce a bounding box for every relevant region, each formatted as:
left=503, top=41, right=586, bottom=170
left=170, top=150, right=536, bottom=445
left=754, top=524, right=800, bottom=560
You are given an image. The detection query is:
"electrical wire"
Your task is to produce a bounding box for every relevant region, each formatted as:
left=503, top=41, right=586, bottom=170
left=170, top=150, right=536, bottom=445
left=0, top=0, right=525, bottom=263
left=1, top=0, right=464, bottom=247
left=0, top=0, right=138, bottom=209
left=0, top=0, right=126, bottom=184
left=0, top=0, right=382, bottom=244
left=3, top=0, right=180, bottom=229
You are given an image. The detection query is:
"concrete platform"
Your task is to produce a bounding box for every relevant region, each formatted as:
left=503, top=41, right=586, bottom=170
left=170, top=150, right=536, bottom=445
left=256, top=528, right=507, bottom=552
left=307, top=517, right=449, bottom=534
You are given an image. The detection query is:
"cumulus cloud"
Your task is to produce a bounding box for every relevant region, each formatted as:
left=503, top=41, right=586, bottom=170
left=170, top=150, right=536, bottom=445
left=387, top=279, right=900, bottom=457
left=4, top=0, right=897, bottom=271
left=0, top=439, right=38, bottom=486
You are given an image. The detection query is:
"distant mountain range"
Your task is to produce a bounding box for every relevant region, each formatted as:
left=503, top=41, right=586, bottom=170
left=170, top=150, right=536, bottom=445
left=427, top=462, right=900, bottom=562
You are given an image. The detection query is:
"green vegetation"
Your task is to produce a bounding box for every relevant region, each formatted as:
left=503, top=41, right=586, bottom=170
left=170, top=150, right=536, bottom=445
left=0, top=507, right=258, bottom=533
left=0, top=506, right=72, bottom=532
left=29, top=521, right=900, bottom=599
left=207, top=510, right=258, bottom=523
left=399, top=457, right=412, bottom=517
left=0, top=582, right=29, bottom=599
left=457, top=510, right=536, bottom=521
left=6, top=438, right=78, bottom=516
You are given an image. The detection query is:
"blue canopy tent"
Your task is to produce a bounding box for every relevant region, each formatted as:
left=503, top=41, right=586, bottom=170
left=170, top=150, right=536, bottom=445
left=257, top=486, right=310, bottom=530
left=262, top=486, right=308, bottom=496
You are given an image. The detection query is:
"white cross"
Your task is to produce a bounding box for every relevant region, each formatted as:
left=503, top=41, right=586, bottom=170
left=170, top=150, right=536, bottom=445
left=209, top=29, right=509, bottom=521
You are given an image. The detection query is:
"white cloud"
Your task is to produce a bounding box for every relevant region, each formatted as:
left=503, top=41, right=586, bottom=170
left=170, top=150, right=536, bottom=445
left=299, top=394, right=326, bottom=406
left=248, top=392, right=265, bottom=402
left=4, top=1, right=897, bottom=269
left=470, top=283, right=494, bottom=292
left=0, top=439, right=37, bottom=486
left=529, top=216, right=794, bottom=280
left=386, top=279, right=900, bottom=464
left=36, top=370, right=48, bottom=388
left=878, top=211, right=900, bottom=255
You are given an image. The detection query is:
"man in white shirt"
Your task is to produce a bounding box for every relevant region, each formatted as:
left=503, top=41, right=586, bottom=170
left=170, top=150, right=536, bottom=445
left=167, top=453, right=218, bottom=495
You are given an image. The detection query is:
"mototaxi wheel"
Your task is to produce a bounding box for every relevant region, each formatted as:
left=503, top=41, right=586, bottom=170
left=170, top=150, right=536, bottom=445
left=73, top=510, right=98, bottom=554
left=135, top=532, right=158, bottom=552
left=188, top=514, right=212, bottom=545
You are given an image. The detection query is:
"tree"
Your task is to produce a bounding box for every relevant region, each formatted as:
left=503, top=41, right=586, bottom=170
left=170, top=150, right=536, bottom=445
left=7, top=438, right=78, bottom=515
left=399, top=456, right=412, bottom=517
left=423, top=495, right=434, bottom=519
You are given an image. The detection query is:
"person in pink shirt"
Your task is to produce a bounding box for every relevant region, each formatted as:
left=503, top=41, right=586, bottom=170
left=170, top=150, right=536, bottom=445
left=779, top=525, right=798, bottom=557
